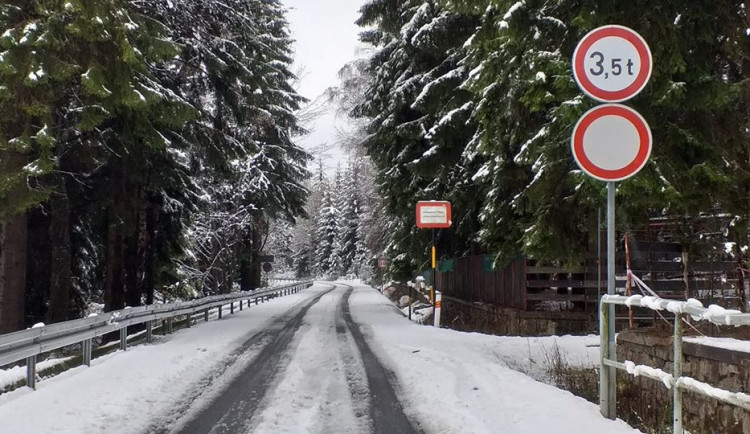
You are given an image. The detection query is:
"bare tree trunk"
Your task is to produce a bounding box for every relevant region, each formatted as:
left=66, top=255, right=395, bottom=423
left=124, top=184, right=142, bottom=308
left=0, top=150, right=28, bottom=333
left=0, top=214, right=27, bottom=334
left=104, top=175, right=126, bottom=312
left=682, top=249, right=690, bottom=300
left=48, top=179, right=72, bottom=323
left=143, top=203, right=158, bottom=305
left=249, top=217, right=263, bottom=290
left=737, top=244, right=747, bottom=312
left=240, top=232, right=252, bottom=291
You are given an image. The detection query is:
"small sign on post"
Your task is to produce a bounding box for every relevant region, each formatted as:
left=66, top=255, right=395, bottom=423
left=416, top=201, right=452, bottom=229
left=416, top=201, right=451, bottom=327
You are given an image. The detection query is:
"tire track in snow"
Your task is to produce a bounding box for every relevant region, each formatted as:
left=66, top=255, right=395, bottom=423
left=338, top=283, right=421, bottom=434
left=247, top=284, right=371, bottom=433
left=171, top=285, right=336, bottom=434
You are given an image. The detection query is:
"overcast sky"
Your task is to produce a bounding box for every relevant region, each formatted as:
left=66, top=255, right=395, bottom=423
left=282, top=0, right=368, bottom=170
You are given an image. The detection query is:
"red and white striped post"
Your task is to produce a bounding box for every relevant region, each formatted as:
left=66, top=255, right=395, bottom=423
left=433, top=291, right=442, bottom=328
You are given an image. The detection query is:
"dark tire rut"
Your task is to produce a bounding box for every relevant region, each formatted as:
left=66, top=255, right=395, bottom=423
left=173, top=286, right=335, bottom=434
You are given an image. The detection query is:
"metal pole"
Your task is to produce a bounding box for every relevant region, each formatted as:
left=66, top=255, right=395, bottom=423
left=83, top=338, right=92, bottom=366
left=674, top=313, right=684, bottom=433
left=26, top=355, right=37, bottom=389
left=409, top=286, right=413, bottom=320
left=597, top=207, right=602, bottom=298
left=606, top=181, right=617, bottom=417
left=599, top=298, right=610, bottom=418
left=432, top=228, right=436, bottom=320
left=146, top=321, right=153, bottom=343
left=120, top=328, right=128, bottom=351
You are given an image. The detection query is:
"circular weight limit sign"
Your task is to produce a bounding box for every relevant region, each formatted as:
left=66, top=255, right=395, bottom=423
left=573, top=25, right=652, bottom=102
left=571, top=104, right=652, bottom=182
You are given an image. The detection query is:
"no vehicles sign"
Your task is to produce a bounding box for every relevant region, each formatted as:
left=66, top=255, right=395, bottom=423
left=571, top=104, right=652, bottom=182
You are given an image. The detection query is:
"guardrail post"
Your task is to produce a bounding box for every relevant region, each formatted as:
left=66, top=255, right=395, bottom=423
left=120, top=327, right=128, bottom=351
left=240, top=300, right=244, bottom=311
left=186, top=313, right=192, bottom=328
left=146, top=321, right=153, bottom=343
left=204, top=308, right=209, bottom=322
left=167, top=317, right=173, bottom=334
left=674, top=312, right=684, bottom=433
left=26, top=355, right=37, bottom=389
left=230, top=301, right=234, bottom=314
left=218, top=306, right=223, bottom=319
left=83, top=338, right=92, bottom=366
left=600, top=298, right=615, bottom=419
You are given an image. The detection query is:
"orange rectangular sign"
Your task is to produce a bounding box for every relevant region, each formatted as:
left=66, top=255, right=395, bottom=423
left=416, top=201, right=451, bottom=229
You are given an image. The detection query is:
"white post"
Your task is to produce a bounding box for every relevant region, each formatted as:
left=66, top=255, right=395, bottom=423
left=433, top=291, right=442, bottom=327
left=673, top=313, right=684, bottom=433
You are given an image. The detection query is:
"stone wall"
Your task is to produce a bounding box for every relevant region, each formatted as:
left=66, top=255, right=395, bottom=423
left=618, top=327, right=750, bottom=434
left=442, top=297, right=596, bottom=336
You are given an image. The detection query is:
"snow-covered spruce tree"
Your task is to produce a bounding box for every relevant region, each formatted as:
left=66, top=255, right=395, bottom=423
left=292, top=159, right=327, bottom=278
left=0, top=0, right=196, bottom=329
left=355, top=1, right=483, bottom=278
left=314, top=188, right=339, bottom=277
left=461, top=0, right=748, bottom=264
left=135, top=0, right=309, bottom=294
left=264, top=219, right=294, bottom=274
left=0, top=1, right=57, bottom=331
left=336, top=161, right=360, bottom=275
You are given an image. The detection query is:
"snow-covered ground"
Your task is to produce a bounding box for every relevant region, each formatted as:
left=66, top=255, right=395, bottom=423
left=348, top=286, right=636, bottom=434
left=0, top=282, right=638, bottom=433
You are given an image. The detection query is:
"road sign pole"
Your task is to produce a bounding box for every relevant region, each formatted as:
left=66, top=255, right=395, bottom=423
left=432, top=228, right=436, bottom=320
left=572, top=24, right=652, bottom=423
left=603, top=181, right=617, bottom=418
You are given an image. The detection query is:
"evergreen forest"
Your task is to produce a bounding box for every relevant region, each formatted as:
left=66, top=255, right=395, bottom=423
left=2, top=0, right=750, bottom=332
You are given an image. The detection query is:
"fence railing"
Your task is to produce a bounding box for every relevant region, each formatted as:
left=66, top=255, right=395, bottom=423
left=599, top=294, right=750, bottom=433
left=0, top=281, right=313, bottom=390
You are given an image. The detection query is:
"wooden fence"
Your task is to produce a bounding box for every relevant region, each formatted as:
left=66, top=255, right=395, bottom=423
left=432, top=239, right=741, bottom=312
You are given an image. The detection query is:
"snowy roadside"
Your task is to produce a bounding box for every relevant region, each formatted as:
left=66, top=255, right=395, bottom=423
left=0, top=285, right=328, bottom=434
left=0, top=356, right=77, bottom=391
left=349, top=284, right=639, bottom=434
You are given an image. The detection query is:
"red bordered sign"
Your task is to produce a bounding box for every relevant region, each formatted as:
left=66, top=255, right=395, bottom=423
left=571, top=104, right=652, bottom=182
left=572, top=25, right=652, bottom=103
left=416, top=201, right=451, bottom=229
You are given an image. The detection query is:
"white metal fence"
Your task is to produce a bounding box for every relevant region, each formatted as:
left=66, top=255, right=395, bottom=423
left=0, top=281, right=313, bottom=390
left=599, top=294, right=750, bottom=433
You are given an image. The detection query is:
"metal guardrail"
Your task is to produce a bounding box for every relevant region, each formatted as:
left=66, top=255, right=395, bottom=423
left=599, top=294, right=750, bottom=433
left=0, top=281, right=313, bottom=390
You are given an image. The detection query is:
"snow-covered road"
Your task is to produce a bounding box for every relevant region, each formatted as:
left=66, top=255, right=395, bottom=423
left=0, top=282, right=639, bottom=433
